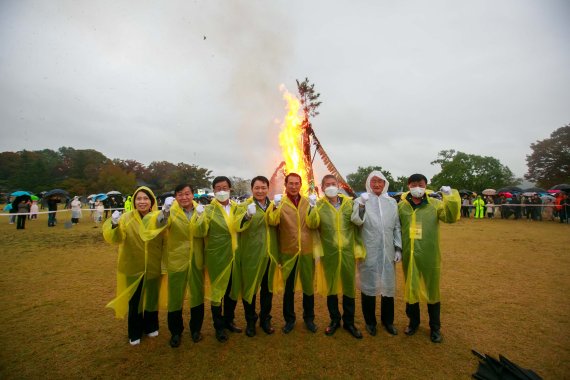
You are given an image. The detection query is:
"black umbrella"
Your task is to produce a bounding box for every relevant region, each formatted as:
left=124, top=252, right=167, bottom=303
left=523, top=187, right=547, bottom=193
left=497, top=186, right=523, bottom=193
left=11, top=194, right=31, bottom=209
left=550, top=184, right=570, bottom=191
left=459, top=189, right=474, bottom=196
left=45, top=189, right=70, bottom=198
left=471, top=350, right=542, bottom=379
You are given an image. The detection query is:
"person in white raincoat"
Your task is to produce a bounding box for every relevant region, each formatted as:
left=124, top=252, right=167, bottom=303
left=70, top=196, right=82, bottom=224
left=351, top=170, right=402, bottom=337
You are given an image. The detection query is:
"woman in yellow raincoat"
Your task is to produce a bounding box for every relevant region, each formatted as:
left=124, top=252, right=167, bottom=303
left=398, top=174, right=460, bottom=343
left=193, top=176, right=241, bottom=343
left=307, top=175, right=365, bottom=339
left=140, top=184, right=205, bottom=348
left=234, top=176, right=279, bottom=337
left=103, top=186, right=164, bottom=346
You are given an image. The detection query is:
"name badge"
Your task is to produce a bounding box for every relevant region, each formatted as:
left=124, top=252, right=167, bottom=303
left=410, top=224, right=422, bottom=240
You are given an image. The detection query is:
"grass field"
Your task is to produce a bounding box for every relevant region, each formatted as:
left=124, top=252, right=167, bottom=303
left=0, top=210, right=569, bottom=379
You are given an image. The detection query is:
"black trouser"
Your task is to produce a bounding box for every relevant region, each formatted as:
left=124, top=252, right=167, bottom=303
left=283, top=258, right=314, bottom=323
left=327, top=294, right=355, bottom=326
left=167, top=304, right=204, bottom=336
left=406, top=302, right=441, bottom=332
left=16, top=215, right=26, bottom=229
left=242, top=261, right=273, bottom=324
left=361, top=293, right=394, bottom=327
left=48, top=211, right=56, bottom=226
left=211, top=273, right=237, bottom=331
left=461, top=206, right=470, bottom=218
left=71, top=218, right=79, bottom=224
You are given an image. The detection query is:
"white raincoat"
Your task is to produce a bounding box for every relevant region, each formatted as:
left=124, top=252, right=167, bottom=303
left=351, top=171, right=402, bottom=297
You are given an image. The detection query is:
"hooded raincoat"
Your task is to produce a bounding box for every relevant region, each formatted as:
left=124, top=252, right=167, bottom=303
left=307, top=194, right=365, bottom=298
left=267, top=195, right=315, bottom=295
left=140, top=200, right=205, bottom=311
left=234, top=197, right=280, bottom=303
left=351, top=171, right=402, bottom=297
left=398, top=188, right=460, bottom=304
left=103, top=186, right=164, bottom=318
left=124, top=196, right=133, bottom=212
left=193, top=199, right=240, bottom=305
left=70, top=197, right=82, bottom=219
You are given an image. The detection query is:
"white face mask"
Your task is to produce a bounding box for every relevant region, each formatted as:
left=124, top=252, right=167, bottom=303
left=215, top=191, right=230, bottom=202
left=410, top=187, right=425, bottom=198
left=324, top=186, right=338, bottom=198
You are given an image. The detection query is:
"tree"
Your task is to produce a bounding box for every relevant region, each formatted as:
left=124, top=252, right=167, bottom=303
left=296, top=77, right=322, bottom=118
left=430, top=149, right=520, bottom=191
left=93, top=163, right=137, bottom=194
left=346, top=166, right=396, bottom=193
left=229, top=176, right=250, bottom=197
left=525, top=124, right=570, bottom=188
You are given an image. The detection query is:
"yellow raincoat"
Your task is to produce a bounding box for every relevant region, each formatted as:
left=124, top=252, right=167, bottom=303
left=234, top=197, right=280, bottom=304
left=398, top=189, right=460, bottom=304
left=306, top=194, right=365, bottom=298
left=267, top=195, right=315, bottom=295
left=140, top=200, right=205, bottom=311
left=103, top=186, right=164, bottom=318
left=193, top=199, right=239, bottom=305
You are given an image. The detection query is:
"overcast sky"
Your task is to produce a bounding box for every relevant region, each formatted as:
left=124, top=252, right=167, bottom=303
left=1, top=0, right=568, bottom=185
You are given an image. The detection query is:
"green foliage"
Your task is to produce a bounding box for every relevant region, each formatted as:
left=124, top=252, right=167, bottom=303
left=0, top=148, right=213, bottom=196
left=346, top=166, right=396, bottom=193
left=525, top=124, right=570, bottom=188
left=430, top=149, right=520, bottom=191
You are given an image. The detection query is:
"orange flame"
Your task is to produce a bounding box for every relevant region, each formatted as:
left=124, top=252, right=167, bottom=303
left=278, top=85, right=309, bottom=195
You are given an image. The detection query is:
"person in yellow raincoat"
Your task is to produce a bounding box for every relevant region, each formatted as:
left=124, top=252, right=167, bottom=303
left=307, top=175, right=365, bottom=339
left=103, top=186, right=164, bottom=346
left=267, top=173, right=318, bottom=334
left=234, top=176, right=279, bottom=337
left=398, top=174, right=460, bottom=343
left=140, top=184, right=205, bottom=348
left=473, top=195, right=485, bottom=219
left=124, top=195, right=133, bottom=212
left=193, top=176, right=241, bottom=343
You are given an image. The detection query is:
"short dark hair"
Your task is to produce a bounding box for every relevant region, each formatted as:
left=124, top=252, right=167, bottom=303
left=174, top=184, right=194, bottom=194
left=212, top=176, right=232, bottom=189
left=285, top=173, right=302, bottom=184
left=321, top=174, right=337, bottom=187
left=407, top=173, right=428, bottom=184
left=251, top=176, right=269, bottom=188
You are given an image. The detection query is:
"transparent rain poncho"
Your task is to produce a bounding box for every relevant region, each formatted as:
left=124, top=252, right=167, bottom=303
left=140, top=200, right=205, bottom=311
left=307, top=194, right=365, bottom=298
left=233, top=197, right=281, bottom=303
left=267, top=195, right=316, bottom=295
left=398, top=188, right=460, bottom=303
left=351, top=171, right=402, bottom=297
left=193, top=199, right=240, bottom=306
left=103, top=186, right=165, bottom=318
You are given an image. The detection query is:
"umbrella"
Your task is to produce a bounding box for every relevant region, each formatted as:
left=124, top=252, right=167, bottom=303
left=45, top=189, right=70, bottom=197
left=547, top=189, right=560, bottom=194
left=459, top=189, right=474, bottom=196
left=550, top=184, right=570, bottom=191
left=471, top=350, right=541, bottom=380
left=31, top=195, right=39, bottom=201
left=497, top=186, right=522, bottom=193
left=522, top=192, right=537, bottom=197
left=93, top=193, right=108, bottom=201
left=87, top=194, right=97, bottom=199
left=498, top=192, right=512, bottom=198
left=482, top=189, right=496, bottom=196
left=523, top=187, right=547, bottom=193
left=3, top=204, right=12, bottom=212
left=106, top=190, right=122, bottom=195
left=11, top=194, right=32, bottom=209
left=10, top=190, right=31, bottom=197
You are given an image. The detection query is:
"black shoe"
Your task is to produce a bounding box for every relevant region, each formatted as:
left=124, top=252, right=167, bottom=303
left=245, top=322, right=256, bottom=337
left=261, top=320, right=275, bottom=335
left=430, top=330, right=443, bottom=343
left=365, top=324, right=377, bottom=336
left=343, top=324, right=363, bottom=339
left=169, top=334, right=181, bottom=348
left=305, top=321, right=318, bottom=333
left=404, top=325, right=419, bottom=336
left=191, top=331, right=203, bottom=343
left=382, top=323, right=398, bottom=336
left=225, top=322, right=242, bottom=333
left=282, top=321, right=296, bottom=334
left=325, top=321, right=340, bottom=336
left=215, top=329, right=228, bottom=343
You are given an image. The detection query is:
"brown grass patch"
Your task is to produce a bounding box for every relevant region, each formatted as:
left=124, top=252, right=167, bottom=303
left=0, top=213, right=568, bottom=379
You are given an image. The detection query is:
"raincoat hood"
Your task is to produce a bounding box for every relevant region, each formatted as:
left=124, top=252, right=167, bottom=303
left=132, top=186, right=158, bottom=213
left=365, top=170, right=390, bottom=196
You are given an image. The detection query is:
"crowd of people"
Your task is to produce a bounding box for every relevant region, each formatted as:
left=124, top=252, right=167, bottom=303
left=103, top=171, right=462, bottom=348
left=460, top=192, right=569, bottom=223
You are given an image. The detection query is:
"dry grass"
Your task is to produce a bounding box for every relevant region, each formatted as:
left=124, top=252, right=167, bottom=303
left=0, top=211, right=568, bottom=379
